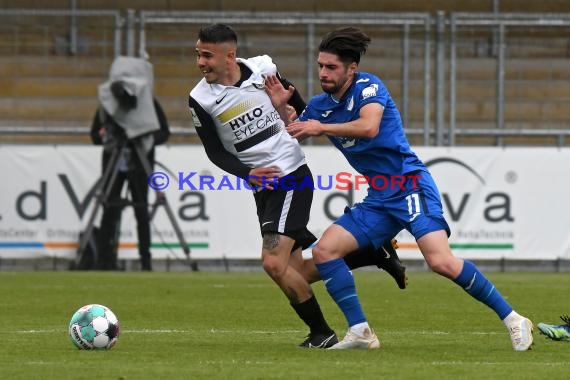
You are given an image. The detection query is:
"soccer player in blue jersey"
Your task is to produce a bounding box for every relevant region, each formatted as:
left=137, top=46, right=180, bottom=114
left=189, top=24, right=407, bottom=349
left=265, top=26, right=534, bottom=351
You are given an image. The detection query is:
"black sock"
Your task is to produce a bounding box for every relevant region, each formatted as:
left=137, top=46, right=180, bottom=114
left=343, top=248, right=376, bottom=269
left=344, top=239, right=398, bottom=269
left=291, top=295, right=334, bottom=335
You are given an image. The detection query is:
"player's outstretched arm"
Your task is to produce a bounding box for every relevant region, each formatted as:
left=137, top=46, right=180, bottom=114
left=264, top=74, right=294, bottom=125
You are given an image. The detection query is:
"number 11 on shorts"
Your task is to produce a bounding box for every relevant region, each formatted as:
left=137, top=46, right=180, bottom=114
left=406, top=193, right=421, bottom=222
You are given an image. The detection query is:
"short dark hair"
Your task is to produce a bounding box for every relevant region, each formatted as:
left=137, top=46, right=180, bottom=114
left=318, top=27, right=371, bottom=65
left=198, top=23, right=238, bottom=44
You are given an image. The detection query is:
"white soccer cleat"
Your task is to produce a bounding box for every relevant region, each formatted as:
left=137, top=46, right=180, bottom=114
left=507, top=316, right=534, bottom=351
left=328, top=327, right=380, bottom=350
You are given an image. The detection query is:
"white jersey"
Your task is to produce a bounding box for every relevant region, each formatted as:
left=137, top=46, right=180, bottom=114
left=189, top=55, right=306, bottom=177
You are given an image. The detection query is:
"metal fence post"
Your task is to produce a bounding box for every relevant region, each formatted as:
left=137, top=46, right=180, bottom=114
left=423, top=15, right=431, bottom=146
left=306, top=23, right=315, bottom=100
left=126, top=9, right=136, bottom=56
left=496, top=22, right=505, bottom=146
left=401, top=23, right=410, bottom=130
left=69, top=0, right=77, bottom=55
left=435, top=10, right=446, bottom=146
left=114, top=12, right=122, bottom=57
left=138, top=10, right=147, bottom=58
left=449, top=14, right=456, bottom=146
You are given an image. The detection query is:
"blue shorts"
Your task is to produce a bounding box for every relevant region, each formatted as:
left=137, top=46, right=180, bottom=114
left=334, top=170, right=450, bottom=250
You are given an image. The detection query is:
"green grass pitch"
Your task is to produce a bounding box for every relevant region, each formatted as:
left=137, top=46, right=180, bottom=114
left=0, top=270, right=568, bottom=379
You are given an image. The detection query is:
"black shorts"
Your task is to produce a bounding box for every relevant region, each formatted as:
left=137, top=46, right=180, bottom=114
left=253, top=164, right=317, bottom=251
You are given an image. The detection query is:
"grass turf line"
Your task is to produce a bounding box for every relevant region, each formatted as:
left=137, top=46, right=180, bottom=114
left=0, top=271, right=568, bottom=380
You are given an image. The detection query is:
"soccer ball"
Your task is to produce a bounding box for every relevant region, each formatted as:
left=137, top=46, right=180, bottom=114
left=68, top=304, right=120, bottom=350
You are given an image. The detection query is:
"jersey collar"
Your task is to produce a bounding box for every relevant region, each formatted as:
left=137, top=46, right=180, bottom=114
left=236, top=57, right=264, bottom=88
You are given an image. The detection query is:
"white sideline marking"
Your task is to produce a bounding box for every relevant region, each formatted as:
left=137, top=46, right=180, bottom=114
left=13, top=328, right=305, bottom=334
left=198, top=360, right=277, bottom=365
left=432, top=361, right=569, bottom=367
left=14, top=329, right=507, bottom=336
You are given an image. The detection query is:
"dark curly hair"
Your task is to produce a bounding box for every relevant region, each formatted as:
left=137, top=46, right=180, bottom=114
left=318, top=27, right=371, bottom=66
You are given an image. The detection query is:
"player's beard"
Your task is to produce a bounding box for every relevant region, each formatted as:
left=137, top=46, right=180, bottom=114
left=321, top=80, right=340, bottom=94
left=320, top=74, right=350, bottom=96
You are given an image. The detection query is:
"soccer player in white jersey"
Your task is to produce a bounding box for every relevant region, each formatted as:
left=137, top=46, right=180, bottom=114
left=265, top=26, right=534, bottom=351
left=188, top=24, right=407, bottom=348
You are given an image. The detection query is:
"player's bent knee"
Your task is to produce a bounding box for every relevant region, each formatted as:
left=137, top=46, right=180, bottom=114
left=261, top=255, right=286, bottom=280
left=427, top=257, right=457, bottom=279
left=311, top=243, right=336, bottom=264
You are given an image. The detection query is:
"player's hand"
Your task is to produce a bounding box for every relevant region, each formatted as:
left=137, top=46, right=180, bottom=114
left=286, top=119, right=324, bottom=140
left=285, top=105, right=297, bottom=124
left=264, top=75, right=294, bottom=109
left=247, top=166, right=283, bottom=190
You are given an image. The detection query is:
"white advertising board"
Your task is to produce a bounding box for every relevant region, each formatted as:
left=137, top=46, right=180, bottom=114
left=1, top=145, right=568, bottom=260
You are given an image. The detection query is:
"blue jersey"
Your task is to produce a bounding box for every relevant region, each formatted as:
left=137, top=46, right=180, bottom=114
left=299, top=72, right=425, bottom=180
left=299, top=72, right=449, bottom=245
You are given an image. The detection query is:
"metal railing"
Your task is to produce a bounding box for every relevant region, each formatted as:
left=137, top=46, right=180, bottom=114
left=447, top=12, right=570, bottom=147
left=1, top=9, right=570, bottom=147
left=139, top=10, right=433, bottom=144
left=0, top=8, right=122, bottom=57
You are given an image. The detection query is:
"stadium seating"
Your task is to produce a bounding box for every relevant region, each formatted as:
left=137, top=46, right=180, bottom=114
left=1, top=2, right=570, bottom=146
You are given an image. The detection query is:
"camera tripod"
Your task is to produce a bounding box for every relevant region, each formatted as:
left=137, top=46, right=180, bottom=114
left=76, top=137, right=196, bottom=270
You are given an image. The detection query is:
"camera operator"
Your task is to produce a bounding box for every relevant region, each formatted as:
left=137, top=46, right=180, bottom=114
left=91, top=56, right=170, bottom=271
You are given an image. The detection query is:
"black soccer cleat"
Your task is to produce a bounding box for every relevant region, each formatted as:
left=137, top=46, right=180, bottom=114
left=299, top=331, right=338, bottom=349
left=375, top=239, right=408, bottom=290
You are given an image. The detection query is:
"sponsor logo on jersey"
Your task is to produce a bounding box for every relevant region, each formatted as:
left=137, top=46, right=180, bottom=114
left=216, top=99, right=282, bottom=145
left=337, top=136, right=357, bottom=148
left=217, top=100, right=257, bottom=124
left=215, top=93, right=228, bottom=104
left=362, top=84, right=378, bottom=99
left=356, top=78, right=370, bottom=84
left=321, top=110, right=333, bottom=117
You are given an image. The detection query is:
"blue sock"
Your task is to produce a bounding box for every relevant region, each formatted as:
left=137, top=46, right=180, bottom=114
left=454, top=260, right=513, bottom=319
left=316, top=258, right=366, bottom=327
